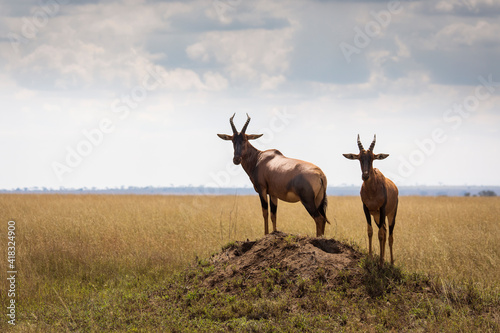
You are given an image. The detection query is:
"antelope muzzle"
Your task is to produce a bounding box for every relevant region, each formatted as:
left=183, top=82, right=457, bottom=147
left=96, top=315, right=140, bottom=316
left=233, top=156, right=242, bottom=165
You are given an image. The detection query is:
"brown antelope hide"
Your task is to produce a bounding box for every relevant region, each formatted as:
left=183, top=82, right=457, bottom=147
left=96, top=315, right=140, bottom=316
left=217, top=114, right=329, bottom=237
left=343, top=135, right=399, bottom=265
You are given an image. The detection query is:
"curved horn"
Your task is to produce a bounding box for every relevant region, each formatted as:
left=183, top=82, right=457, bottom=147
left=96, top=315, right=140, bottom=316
left=357, top=134, right=364, bottom=151
left=241, top=113, right=251, bottom=134
left=369, top=134, right=376, bottom=151
left=229, top=113, right=237, bottom=134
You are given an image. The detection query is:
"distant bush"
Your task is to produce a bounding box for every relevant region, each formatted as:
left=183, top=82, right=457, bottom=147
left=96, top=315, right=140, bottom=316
left=478, top=190, right=497, bottom=197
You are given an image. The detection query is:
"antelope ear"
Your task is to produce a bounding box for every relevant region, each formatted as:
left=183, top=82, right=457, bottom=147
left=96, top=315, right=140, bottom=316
left=246, top=134, right=263, bottom=140
left=343, top=153, right=359, bottom=160
left=374, top=153, right=389, bottom=160
left=217, top=134, right=233, bottom=140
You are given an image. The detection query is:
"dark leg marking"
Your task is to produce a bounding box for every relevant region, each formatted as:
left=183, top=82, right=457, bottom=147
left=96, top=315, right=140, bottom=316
left=270, top=200, right=277, bottom=215
left=376, top=204, right=386, bottom=229
left=260, top=193, right=270, bottom=235
left=378, top=203, right=387, bottom=265
left=363, top=204, right=371, bottom=225
left=389, top=219, right=396, bottom=235
left=259, top=194, right=268, bottom=210
left=364, top=203, right=374, bottom=256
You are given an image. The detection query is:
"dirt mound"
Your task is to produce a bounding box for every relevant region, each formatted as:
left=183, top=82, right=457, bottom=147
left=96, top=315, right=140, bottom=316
left=203, top=231, right=363, bottom=292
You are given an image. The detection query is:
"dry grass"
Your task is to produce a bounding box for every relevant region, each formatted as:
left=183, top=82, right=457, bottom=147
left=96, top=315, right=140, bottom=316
left=1, top=195, right=499, bottom=291
left=1, top=195, right=259, bottom=284
left=0, top=194, right=499, bottom=331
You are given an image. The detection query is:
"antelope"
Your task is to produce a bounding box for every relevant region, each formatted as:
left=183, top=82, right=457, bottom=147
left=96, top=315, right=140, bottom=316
left=343, top=135, right=399, bottom=266
left=217, top=114, right=329, bottom=236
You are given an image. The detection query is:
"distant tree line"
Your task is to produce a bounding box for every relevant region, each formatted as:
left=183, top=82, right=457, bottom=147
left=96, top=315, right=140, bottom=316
left=464, top=190, right=497, bottom=197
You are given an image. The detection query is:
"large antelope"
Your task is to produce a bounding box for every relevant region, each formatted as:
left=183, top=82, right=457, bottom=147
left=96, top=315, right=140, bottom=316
left=343, top=135, right=399, bottom=265
left=217, top=114, right=329, bottom=236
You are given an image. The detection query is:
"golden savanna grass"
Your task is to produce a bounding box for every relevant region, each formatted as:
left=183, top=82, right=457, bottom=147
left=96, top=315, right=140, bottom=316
left=0, top=194, right=499, bottom=330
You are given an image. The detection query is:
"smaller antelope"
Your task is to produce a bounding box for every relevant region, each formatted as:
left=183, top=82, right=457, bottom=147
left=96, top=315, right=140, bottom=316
left=343, top=135, right=399, bottom=266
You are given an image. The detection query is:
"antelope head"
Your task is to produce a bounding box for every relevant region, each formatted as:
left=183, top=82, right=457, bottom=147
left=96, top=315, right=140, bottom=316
left=217, top=113, right=263, bottom=165
left=343, top=135, right=389, bottom=181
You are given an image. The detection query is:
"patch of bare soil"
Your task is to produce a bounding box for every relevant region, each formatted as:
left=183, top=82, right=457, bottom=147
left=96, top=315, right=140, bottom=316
left=202, top=231, right=364, bottom=292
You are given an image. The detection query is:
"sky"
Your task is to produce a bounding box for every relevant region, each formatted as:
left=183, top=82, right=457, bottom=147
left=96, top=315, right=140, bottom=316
left=1, top=0, right=499, bottom=190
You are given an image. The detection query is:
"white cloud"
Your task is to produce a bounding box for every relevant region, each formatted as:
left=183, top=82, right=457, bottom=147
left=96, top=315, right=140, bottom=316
left=1, top=1, right=188, bottom=90
left=160, top=68, right=205, bottom=90
left=260, top=74, right=285, bottom=90
left=203, top=71, right=228, bottom=91
left=432, top=0, right=500, bottom=15
left=186, top=42, right=210, bottom=62
left=186, top=27, right=293, bottom=86
left=394, top=35, right=411, bottom=59
left=154, top=68, right=228, bottom=91
left=434, top=21, right=500, bottom=48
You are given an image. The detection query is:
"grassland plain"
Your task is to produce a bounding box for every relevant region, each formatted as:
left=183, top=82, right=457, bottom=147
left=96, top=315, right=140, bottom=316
left=0, top=194, right=499, bottom=331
